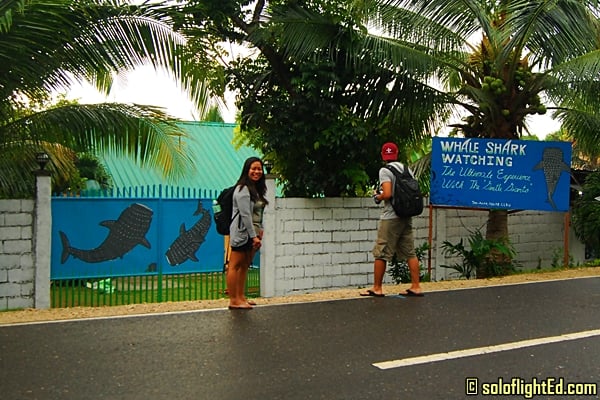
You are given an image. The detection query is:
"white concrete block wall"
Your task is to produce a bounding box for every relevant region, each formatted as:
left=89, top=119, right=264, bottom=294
left=508, top=211, right=581, bottom=270
left=269, top=197, right=377, bottom=296
left=0, top=200, right=35, bottom=310
left=265, top=198, right=585, bottom=296
left=0, top=191, right=586, bottom=308
left=431, top=208, right=488, bottom=281
left=426, top=208, right=583, bottom=281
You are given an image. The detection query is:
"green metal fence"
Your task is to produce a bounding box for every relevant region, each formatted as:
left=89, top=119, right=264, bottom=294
left=51, top=268, right=260, bottom=308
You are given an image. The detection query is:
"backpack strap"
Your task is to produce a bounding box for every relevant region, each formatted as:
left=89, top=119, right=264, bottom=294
left=387, top=162, right=414, bottom=179
left=385, top=164, right=399, bottom=198
left=385, top=163, right=413, bottom=200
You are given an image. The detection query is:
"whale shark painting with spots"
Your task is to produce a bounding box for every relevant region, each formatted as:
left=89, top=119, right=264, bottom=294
left=532, top=147, right=571, bottom=210
left=165, top=201, right=212, bottom=266
left=59, top=203, right=153, bottom=263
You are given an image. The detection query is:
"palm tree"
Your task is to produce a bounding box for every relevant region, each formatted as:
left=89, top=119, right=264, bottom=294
left=274, top=0, right=600, bottom=246
left=547, top=128, right=600, bottom=171
left=0, top=0, right=210, bottom=198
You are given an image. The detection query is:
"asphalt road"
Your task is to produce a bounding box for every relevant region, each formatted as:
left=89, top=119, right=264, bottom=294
left=1, top=277, right=599, bottom=400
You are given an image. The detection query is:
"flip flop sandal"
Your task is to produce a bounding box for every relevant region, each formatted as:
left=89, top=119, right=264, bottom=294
left=360, top=289, right=385, bottom=297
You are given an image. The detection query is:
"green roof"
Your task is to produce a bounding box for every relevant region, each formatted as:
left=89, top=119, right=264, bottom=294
left=101, top=122, right=261, bottom=192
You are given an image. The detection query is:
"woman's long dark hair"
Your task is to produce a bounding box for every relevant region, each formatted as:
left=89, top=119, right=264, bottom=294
left=236, top=156, right=269, bottom=205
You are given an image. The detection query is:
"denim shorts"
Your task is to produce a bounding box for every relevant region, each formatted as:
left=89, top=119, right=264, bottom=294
left=231, top=238, right=253, bottom=252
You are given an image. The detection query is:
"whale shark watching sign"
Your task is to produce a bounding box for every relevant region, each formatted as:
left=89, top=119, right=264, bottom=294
left=430, top=137, right=572, bottom=212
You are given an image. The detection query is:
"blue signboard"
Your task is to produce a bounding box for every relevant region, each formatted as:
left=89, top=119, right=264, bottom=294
left=430, top=137, right=572, bottom=212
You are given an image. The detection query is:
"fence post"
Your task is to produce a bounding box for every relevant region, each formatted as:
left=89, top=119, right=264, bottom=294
left=34, top=168, right=52, bottom=309
left=260, top=172, right=277, bottom=297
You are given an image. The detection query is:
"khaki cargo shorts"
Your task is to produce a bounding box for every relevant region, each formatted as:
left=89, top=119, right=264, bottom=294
left=372, top=218, right=416, bottom=262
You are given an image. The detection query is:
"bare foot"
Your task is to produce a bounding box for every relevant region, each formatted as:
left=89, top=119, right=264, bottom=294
left=228, top=303, right=253, bottom=310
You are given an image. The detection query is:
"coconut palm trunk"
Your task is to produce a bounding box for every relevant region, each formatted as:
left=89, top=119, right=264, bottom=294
left=482, top=209, right=510, bottom=278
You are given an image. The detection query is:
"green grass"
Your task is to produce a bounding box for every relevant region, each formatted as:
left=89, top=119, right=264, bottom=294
left=51, top=269, right=260, bottom=308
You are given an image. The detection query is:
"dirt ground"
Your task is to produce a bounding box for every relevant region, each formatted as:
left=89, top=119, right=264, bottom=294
left=2, top=267, right=599, bottom=325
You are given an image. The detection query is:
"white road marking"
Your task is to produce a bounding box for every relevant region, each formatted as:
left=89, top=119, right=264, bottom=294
left=373, top=328, right=600, bottom=370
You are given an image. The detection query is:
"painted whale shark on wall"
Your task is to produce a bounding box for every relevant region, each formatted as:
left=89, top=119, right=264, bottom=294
left=532, top=147, right=571, bottom=210
left=59, top=203, right=153, bottom=263
left=165, top=201, right=212, bottom=266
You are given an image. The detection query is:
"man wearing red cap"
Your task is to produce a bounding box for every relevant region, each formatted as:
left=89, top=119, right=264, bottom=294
left=360, top=142, right=424, bottom=297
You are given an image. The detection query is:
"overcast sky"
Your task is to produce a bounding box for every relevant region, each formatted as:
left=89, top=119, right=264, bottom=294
left=66, top=66, right=561, bottom=138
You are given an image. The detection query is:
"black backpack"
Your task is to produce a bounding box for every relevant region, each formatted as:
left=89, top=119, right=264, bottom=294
left=213, top=186, right=238, bottom=235
left=385, top=164, right=424, bottom=217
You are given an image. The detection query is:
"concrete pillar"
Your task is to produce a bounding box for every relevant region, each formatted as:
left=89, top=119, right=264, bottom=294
left=34, top=170, right=52, bottom=309
left=260, top=173, right=277, bottom=297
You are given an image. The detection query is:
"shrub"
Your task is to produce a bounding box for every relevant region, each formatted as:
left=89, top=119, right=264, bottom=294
left=440, top=228, right=519, bottom=279
left=387, top=242, right=430, bottom=284
left=572, top=171, right=600, bottom=259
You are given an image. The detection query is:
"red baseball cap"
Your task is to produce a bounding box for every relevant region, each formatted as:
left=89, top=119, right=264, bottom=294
left=381, top=142, right=398, bottom=161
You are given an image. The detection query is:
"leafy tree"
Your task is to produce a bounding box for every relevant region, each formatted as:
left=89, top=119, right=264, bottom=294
left=547, top=128, right=600, bottom=171
left=52, top=153, right=113, bottom=194
left=274, top=0, right=600, bottom=241
left=171, top=0, right=446, bottom=196
left=0, top=0, right=211, bottom=198
left=203, top=106, right=225, bottom=123
left=572, top=172, right=600, bottom=258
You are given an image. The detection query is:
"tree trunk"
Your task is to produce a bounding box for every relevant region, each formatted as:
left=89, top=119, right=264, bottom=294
left=479, top=209, right=509, bottom=278
left=486, top=209, right=508, bottom=240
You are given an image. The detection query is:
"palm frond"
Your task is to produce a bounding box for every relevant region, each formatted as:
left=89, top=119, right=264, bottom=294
left=555, top=106, right=600, bottom=155
left=0, top=140, right=78, bottom=198
left=376, top=0, right=488, bottom=50
left=409, top=151, right=431, bottom=194
left=1, top=103, right=195, bottom=184
left=0, top=0, right=215, bottom=197
left=549, top=49, right=600, bottom=97
left=504, top=0, right=600, bottom=69
left=1, top=0, right=185, bottom=99
left=0, top=0, right=24, bottom=33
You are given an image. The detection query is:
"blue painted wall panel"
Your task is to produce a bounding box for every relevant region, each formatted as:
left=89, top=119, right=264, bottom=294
left=51, top=197, right=231, bottom=279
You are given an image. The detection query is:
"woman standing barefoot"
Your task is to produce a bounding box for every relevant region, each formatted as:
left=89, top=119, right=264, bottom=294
left=226, top=157, right=268, bottom=309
